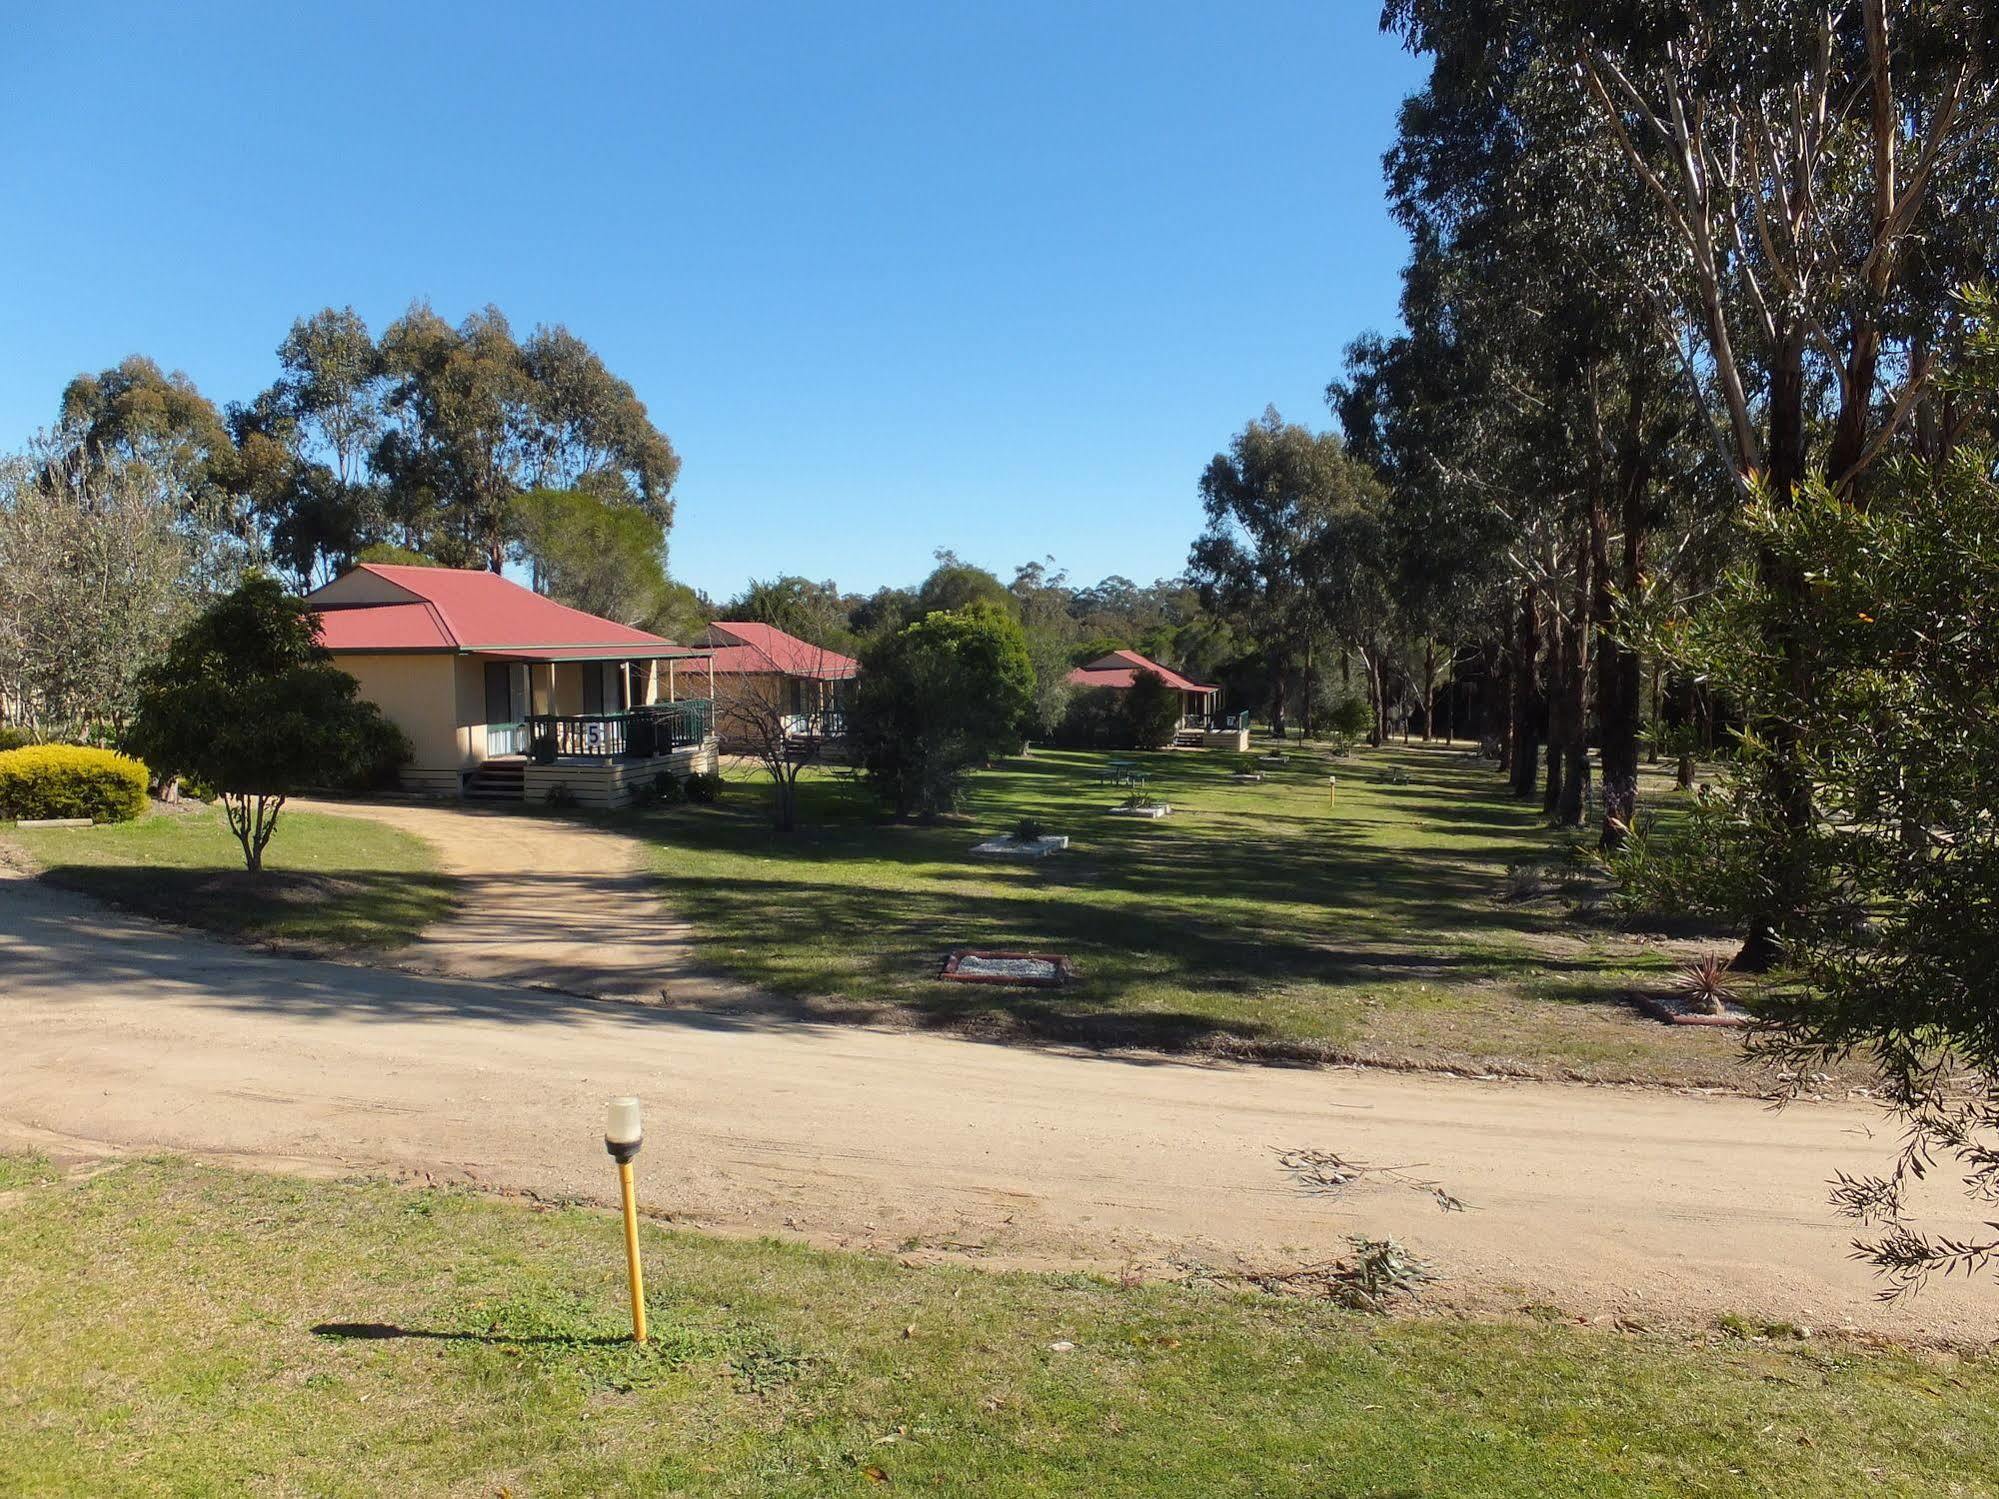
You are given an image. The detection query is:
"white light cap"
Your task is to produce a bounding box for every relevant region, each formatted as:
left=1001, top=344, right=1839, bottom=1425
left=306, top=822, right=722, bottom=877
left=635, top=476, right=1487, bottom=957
left=605, top=1096, right=643, bottom=1145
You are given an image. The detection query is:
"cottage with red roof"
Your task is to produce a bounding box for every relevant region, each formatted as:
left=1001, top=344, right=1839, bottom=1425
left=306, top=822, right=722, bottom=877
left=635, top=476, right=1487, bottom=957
left=305, top=563, right=718, bottom=806
left=697, top=621, right=860, bottom=749
left=1063, top=649, right=1247, bottom=750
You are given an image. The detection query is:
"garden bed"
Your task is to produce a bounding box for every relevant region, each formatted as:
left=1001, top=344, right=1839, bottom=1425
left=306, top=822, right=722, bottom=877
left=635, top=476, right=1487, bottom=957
left=971, top=833, right=1069, bottom=859
left=940, top=949, right=1076, bottom=987
left=1633, top=990, right=1753, bottom=1028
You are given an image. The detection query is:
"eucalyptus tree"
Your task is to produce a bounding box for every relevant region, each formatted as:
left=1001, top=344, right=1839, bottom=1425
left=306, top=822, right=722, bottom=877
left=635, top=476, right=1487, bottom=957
left=373, top=303, right=679, bottom=573
left=1385, top=0, right=1999, bottom=943
left=231, top=307, right=387, bottom=587
left=1190, top=410, right=1388, bottom=738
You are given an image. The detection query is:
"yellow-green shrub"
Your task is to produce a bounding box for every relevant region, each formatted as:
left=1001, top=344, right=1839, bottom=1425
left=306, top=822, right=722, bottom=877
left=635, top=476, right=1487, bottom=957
left=0, top=745, right=150, bottom=823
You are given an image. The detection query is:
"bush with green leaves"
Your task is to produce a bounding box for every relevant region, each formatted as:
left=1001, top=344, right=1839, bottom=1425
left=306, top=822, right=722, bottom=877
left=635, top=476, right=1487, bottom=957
left=0, top=744, right=149, bottom=823
left=849, top=602, right=1035, bottom=820
left=1325, top=694, right=1373, bottom=742
left=1630, top=290, right=1999, bottom=1292
left=1117, top=668, right=1183, bottom=750
left=684, top=771, right=724, bottom=804
left=127, top=577, right=408, bottom=873
left=0, top=726, right=33, bottom=753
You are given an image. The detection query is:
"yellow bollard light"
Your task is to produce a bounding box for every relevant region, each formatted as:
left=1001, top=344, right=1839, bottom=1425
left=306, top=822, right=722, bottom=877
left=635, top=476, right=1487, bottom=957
left=604, top=1096, right=648, bottom=1343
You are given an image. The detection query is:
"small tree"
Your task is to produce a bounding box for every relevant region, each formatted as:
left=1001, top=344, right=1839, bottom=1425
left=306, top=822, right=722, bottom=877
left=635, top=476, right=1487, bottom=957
left=1118, top=667, right=1182, bottom=750
left=714, top=651, right=845, bottom=832
left=849, top=602, right=1034, bottom=820
left=1632, top=291, right=1999, bottom=1293
left=129, top=577, right=406, bottom=873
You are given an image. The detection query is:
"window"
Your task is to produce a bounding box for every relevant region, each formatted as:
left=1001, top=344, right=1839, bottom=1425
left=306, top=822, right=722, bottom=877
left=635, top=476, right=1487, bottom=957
left=484, top=662, right=513, bottom=724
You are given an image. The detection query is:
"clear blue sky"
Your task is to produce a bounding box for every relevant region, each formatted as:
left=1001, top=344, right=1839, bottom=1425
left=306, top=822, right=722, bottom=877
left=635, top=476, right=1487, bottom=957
left=1, top=2, right=1422, bottom=601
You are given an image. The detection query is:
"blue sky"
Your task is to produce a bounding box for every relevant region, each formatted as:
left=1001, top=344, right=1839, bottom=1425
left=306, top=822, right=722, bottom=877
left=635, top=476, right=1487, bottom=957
left=1, top=3, right=1422, bottom=601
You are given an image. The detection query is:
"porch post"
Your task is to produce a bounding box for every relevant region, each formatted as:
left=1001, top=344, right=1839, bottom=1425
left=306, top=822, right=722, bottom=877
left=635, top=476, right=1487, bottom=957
left=667, top=659, right=676, bottom=703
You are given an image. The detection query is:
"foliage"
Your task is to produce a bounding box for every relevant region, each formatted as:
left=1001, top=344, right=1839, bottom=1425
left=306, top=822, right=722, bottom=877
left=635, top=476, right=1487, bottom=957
left=1055, top=686, right=1123, bottom=749
left=0, top=444, right=197, bottom=743
left=371, top=304, right=679, bottom=573
left=849, top=602, right=1036, bottom=820
left=0, top=726, right=33, bottom=752
left=723, top=575, right=854, bottom=650
left=0, top=745, right=149, bottom=823
left=1324, top=694, right=1373, bottom=741
left=684, top=771, right=724, bottom=805
left=543, top=783, right=580, bottom=810
left=512, top=487, right=669, bottom=624
left=1190, top=409, right=1389, bottom=737
left=127, top=577, right=405, bottom=873
left=353, top=542, right=442, bottom=567
left=1635, top=308, right=1999, bottom=1287
left=1604, top=799, right=1753, bottom=925
left=1119, top=667, right=1183, bottom=750
left=1674, top=955, right=1737, bottom=1016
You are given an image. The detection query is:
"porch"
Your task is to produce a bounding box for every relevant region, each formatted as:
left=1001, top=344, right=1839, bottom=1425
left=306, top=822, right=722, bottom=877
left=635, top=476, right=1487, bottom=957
left=466, top=701, right=719, bottom=808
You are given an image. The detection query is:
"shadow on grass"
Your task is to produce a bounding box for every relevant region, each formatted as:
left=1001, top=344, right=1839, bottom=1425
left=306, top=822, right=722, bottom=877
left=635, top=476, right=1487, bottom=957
left=29, top=863, right=456, bottom=951
left=311, top=1321, right=628, bottom=1348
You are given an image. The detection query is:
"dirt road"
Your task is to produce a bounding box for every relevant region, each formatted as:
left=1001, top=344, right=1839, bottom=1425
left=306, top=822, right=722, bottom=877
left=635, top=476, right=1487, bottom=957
left=2, top=856, right=1989, bottom=1342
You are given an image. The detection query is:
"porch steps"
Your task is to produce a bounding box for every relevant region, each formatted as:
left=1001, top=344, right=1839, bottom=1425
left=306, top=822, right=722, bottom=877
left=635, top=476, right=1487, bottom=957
left=463, top=760, right=527, bottom=802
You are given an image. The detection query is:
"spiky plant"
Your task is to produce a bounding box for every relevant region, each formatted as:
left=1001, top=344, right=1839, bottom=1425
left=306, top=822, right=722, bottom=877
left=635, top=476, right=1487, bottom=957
left=1675, top=953, right=1736, bottom=1014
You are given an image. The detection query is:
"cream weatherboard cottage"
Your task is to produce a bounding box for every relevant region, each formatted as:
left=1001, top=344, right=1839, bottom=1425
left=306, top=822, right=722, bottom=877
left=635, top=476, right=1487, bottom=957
left=306, top=563, right=718, bottom=808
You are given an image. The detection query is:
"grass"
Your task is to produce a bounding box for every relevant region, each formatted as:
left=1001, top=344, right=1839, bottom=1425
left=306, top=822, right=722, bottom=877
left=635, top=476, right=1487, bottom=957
left=637, top=740, right=1763, bottom=1087
left=2, top=1154, right=1993, bottom=1497
left=2, top=801, right=452, bottom=951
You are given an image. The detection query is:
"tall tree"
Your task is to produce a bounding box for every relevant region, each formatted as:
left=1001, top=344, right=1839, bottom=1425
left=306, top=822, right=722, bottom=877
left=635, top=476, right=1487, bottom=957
left=512, top=487, right=672, bottom=625
left=1191, top=410, right=1388, bottom=738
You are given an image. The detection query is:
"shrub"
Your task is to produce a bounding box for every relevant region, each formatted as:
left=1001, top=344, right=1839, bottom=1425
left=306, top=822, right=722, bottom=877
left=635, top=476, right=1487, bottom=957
left=543, top=782, right=579, bottom=810
left=1014, top=816, right=1045, bottom=842
left=1604, top=796, right=1752, bottom=924
left=652, top=771, right=686, bottom=804
left=0, top=726, right=32, bottom=752
left=0, top=744, right=149, bottom=823
left=1118, top=668, right=1183, bottom=750
left=1325, top=695, right=1374, bottom=742
left=338, top=711, right=412, bottom=791
left=849, top=602, right=1036, bottom=819
left=685, top=771, right=724, bottom=804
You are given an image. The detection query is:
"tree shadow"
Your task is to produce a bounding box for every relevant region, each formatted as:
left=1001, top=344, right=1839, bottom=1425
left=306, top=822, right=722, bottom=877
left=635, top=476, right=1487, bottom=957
left=310, top=1321, right=628, bottom=1348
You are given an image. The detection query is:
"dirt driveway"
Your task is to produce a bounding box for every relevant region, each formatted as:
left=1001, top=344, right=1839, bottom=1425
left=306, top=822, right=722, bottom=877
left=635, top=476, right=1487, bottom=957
left=2, top=822, right=1991, bottom=1343
left=292, top=797, right=752, bottom=1004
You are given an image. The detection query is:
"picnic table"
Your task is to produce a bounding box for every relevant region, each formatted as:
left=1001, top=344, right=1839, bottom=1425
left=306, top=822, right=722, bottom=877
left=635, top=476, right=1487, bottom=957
left=1099, top=759, right=1149, bottom=790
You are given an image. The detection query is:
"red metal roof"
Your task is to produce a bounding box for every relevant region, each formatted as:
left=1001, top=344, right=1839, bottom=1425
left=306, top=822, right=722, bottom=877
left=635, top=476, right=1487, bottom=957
left=702, top=622, right=860, bottom=680
left=1066, top=649, right=1217, bottom=695
left=308, top=564, right=704, bottom=657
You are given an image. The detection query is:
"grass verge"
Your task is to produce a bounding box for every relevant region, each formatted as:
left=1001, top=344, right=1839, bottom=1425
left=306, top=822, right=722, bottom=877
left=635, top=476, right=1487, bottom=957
left=638, top=742, right=1766, bottom=1088
left=0, top=1155, right=1992, bottom=1497
left=2, top=802, right=451, bottom=951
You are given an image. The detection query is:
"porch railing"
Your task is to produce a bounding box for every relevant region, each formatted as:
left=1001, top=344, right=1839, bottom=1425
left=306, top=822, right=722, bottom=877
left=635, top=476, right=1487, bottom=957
left=525, top=699, right=713, bottom=762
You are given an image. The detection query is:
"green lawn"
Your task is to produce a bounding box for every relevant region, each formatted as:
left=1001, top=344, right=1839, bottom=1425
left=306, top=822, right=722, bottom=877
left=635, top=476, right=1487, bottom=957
left=1, top=1155, right=1991, bottom=1497
left=638, top=741, right=1762, bottom=1087
left=2, top=802, right=451, bottom=951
